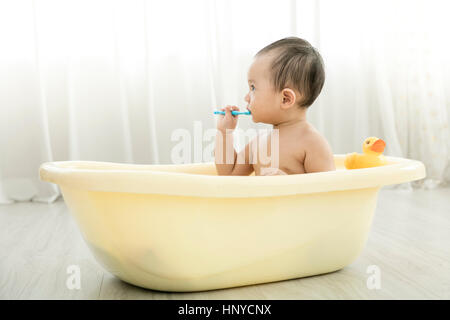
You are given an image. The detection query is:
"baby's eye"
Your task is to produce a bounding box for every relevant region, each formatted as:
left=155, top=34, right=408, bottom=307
left=250, top=85, right=255, bottom=91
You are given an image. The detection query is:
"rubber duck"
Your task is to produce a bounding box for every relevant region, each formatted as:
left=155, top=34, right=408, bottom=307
left=344, top=137, right=387, bottom=169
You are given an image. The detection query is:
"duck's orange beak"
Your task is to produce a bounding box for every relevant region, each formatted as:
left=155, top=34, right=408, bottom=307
left=370, top=139, right=386, bottom=153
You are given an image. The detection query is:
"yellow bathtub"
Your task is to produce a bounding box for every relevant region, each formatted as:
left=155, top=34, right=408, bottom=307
left=39, top=155, right=425, bottom=292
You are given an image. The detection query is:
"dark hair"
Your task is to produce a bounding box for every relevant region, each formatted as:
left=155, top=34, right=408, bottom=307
left=255, top=37, right=325, bottom=108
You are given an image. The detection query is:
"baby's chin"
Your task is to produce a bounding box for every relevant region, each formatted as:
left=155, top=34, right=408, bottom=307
left=249, top=110, right=271, bottom=124
left=250, top=113, right=268, bottom=124
left=251, top=114, right=268, bottom=124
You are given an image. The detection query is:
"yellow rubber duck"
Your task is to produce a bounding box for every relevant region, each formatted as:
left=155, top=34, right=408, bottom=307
left=344, top=137, right=387, bottom=169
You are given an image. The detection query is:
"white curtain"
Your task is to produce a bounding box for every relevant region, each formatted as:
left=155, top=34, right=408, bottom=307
left=0, top=0, right=449, bottom=204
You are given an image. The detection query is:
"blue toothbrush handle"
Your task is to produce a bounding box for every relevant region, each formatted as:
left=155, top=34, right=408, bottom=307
left=214, top=110, right=251, bottom=115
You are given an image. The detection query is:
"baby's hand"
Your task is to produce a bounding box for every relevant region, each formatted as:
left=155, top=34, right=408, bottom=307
left=216, top=105, right=240, bottom=133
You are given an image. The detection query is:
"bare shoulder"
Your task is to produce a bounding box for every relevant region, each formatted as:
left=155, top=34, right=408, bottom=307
left=305, top=127, right=332, bottom=151
left=299, top=123, right=328, bottom=148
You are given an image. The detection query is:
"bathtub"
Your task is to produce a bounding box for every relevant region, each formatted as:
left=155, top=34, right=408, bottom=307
left=39, top=155, right=425, bottom=292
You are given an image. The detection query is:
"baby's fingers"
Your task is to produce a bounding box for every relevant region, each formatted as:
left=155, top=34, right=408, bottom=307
left=226, top=105, right=240, bottom=117
left=221, top=106, right=230, bottom=119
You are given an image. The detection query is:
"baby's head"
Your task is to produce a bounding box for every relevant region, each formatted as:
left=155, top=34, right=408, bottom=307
left=245, top=37, right=325, bottom=124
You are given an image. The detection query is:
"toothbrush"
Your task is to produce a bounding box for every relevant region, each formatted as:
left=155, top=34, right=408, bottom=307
left=214, top=110, right=251, bottom=115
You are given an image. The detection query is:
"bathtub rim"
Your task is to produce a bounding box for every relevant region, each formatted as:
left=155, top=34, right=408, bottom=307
left=39, top=154, right=426, bottom=198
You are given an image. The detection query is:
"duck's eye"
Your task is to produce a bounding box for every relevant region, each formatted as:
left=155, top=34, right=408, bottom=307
left=366, top=140, right=370, bottom=144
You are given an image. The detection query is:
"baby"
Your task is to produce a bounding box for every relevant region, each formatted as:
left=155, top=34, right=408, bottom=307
left=215, top=37, right=335, bottom=176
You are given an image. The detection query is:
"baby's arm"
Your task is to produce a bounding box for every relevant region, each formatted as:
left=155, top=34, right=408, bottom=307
left=215, top=130, right=255, bottom=176
left=304, top=134, right=336, bottom=173
left=230, top=138, right=255, bottom=176
left=214, top=105, right=254, bottom=176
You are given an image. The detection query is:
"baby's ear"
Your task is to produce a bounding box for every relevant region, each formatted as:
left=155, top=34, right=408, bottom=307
left=281, top=88, right=297, bottom=108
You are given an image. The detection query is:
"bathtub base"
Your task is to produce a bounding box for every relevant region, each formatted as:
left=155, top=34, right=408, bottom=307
left=61, top=186, right=378, bottom=292
left=87, top=236, right=353, bottom=292
left=93, top=246, right=348, bottom=293
left=76, top=188, right=377, bottom=292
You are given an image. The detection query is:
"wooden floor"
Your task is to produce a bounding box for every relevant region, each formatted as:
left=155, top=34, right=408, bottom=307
left=1, top=187, right=449, bottom=300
